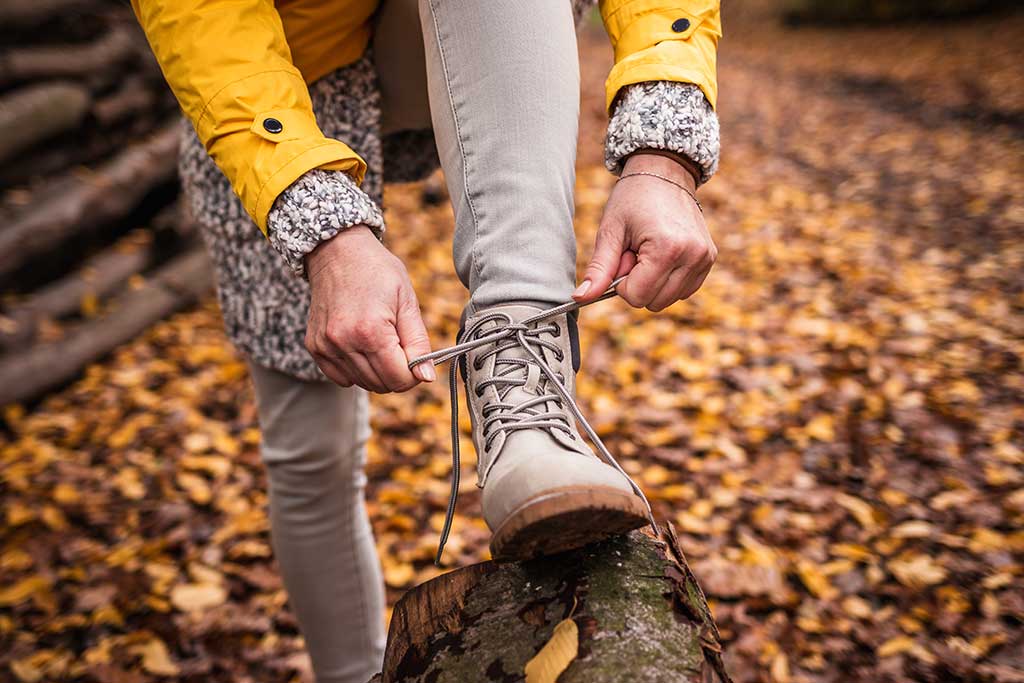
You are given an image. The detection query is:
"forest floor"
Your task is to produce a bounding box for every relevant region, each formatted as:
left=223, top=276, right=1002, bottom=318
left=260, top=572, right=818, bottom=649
left=2, top=6, right=1022, bottom=683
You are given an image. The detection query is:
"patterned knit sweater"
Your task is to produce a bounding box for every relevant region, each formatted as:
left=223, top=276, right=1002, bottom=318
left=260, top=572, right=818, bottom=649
left=180, top=55, right=720, bottom=380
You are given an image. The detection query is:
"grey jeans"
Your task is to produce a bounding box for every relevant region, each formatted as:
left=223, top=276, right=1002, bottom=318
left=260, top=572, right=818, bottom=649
left=253, top=1, right=582, bottom=681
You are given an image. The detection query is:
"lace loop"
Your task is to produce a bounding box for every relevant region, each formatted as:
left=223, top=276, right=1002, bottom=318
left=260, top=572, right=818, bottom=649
left=409, top=277, right=657, bottom=566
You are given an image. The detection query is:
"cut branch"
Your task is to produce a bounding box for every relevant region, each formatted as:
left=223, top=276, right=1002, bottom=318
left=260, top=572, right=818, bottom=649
left=0, top=27, right=137, bottom=86
left=373, top=526, right=735, bottom=683
left=0, top=248, right=212, bottom=406
left=0, top=232, right=156, bottom=351
left=0, top=122, right=179, bottom=282
left=92, top=76, right=157, bottom=126
left=0, top=82, right=91, bottom=165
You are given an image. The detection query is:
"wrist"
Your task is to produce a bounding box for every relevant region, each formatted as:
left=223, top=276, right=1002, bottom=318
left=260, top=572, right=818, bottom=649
left=622, top=150, right=699, bottom=191
left=305, top=225, right=376, bottom=278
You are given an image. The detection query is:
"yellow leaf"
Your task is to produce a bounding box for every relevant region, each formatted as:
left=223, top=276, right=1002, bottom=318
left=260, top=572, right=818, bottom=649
left=796, top=561, right=838, bottom=600
left=9, top=658, right=42, bottom=683
left=180, top=454, right=232, bottom=478
left=176, top=472, right=212, bottom=505
left=836, top=493, right=878, bottom=530
left=0, top=576, right=50, bottom=606
left=841, top=595, right=873, bottom=619
left=891, top=520, right=934, bottom=539
left=52, top=483, right=80, bottom=505
left=383, top=562, right=415, bottom=588
left=524, top=616, right=579, bottom=683
left=770, top=652, right=790, bottom=683
left=169, top=583, right=227, bottom=612
left=6, top=501, right=35, bottom=526
left=40, top=506, right=68, bottom=531
left=888, top=555, right=948, bottom=589
left=80, top=292, right=99, bottom=318
left=878, top=635, right=915, bottom=657
left=113, top=468, right=147, bottom=500
left=130, top=637, right=179, bottom=676
left=804, top=414, right=835, bottom=441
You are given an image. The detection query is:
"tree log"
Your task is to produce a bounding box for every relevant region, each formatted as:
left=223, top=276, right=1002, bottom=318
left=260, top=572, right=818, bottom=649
left=0, top=247, right=211, bottom=406
left=0, top=27, right=137, bottom=86
left=373, top=526, right=734, bottom=683
left=92, top=76, right=157, bottom=127
left=0, top=82, right=91, bottom=165
left=0, top=122, right=179, bottom=282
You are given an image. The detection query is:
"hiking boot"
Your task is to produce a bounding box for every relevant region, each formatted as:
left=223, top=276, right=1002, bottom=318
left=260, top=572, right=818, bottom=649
left=460, top=303, right=650, bottom=560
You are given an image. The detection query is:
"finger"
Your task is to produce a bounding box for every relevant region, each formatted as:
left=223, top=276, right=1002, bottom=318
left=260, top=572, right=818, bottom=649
left=367, top=341, right=420, bottom=392
left=618, top=256, right=672, bottom=309
left=615, top=250, right=637, bottom=278
left=574, top=221, right=626, bottom=302
left=677, top=261, right=714, bottom=302
left=316, top=356, right=355, bottom=388
left=347, top=352, right=389, bottom=394
left=396, top=291, right=435, bottom=383
left=647, top=267, right=690, bottom=312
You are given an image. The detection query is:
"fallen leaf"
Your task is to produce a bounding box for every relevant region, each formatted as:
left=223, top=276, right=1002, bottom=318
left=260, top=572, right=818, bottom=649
left=524, top=615, right=579, bottom=683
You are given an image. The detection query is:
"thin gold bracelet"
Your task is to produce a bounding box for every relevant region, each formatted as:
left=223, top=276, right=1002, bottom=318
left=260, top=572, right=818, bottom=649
left=617, top=171, right=703, bottom=213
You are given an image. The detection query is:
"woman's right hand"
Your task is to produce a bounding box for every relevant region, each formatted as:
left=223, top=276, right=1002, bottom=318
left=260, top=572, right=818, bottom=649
left=304, top=226, right=435, bottom=392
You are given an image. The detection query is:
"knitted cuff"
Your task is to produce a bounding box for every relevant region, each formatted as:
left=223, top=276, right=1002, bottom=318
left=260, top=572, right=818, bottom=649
left=267, top=169, right=385, bottom=277
left=604, top=81, right=720, bottom=185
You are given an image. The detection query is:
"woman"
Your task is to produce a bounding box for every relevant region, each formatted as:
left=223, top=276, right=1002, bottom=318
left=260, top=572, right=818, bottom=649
left=131, top=1, right=721, bottom=680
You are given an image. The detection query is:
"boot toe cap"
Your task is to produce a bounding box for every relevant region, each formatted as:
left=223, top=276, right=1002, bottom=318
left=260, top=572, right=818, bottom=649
left=481, top=450, right=635, bottom=531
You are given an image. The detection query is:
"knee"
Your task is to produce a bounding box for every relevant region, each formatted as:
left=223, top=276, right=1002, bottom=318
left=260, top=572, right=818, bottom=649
left=262, top=429, right=367, bottom=493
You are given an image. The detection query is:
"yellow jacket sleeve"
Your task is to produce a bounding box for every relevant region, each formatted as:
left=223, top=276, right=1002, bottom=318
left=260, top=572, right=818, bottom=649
left=599, top=0, right=721, bottom=112
left=130, top=0, right=367, bottom=234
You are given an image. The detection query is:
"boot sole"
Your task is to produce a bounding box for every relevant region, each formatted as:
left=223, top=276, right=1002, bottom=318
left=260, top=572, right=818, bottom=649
left=489, top=485, right=650, bottom=561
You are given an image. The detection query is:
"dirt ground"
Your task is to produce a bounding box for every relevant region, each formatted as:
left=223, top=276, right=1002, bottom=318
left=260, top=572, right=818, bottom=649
left=1, top=5, right=1022, bottom=683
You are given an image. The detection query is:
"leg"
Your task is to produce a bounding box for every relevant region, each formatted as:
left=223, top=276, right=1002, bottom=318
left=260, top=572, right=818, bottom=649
left=250, top=364, right=385, bottom=683
left=415, top=1, right=650, bottom=563
left=419, top=0, right=581, bottom=314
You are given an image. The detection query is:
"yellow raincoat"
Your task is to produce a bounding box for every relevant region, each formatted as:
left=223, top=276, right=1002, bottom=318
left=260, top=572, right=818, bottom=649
left=130, top=0, right=721, bottom=233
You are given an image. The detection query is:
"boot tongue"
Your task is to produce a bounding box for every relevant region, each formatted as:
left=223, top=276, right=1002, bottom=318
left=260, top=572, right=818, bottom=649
left=474, top=305, right=551, bottom=402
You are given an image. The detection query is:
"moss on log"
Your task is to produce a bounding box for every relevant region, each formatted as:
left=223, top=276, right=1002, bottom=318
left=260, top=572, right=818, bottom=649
left=373, top=525, right=734, bottom=683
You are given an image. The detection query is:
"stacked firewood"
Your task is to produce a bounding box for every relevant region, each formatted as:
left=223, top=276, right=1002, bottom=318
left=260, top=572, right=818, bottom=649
left=0, top=0, right=212, bottom=406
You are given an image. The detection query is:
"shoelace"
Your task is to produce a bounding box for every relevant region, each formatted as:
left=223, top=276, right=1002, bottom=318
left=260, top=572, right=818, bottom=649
left=409, top=277, right=657, bottom=565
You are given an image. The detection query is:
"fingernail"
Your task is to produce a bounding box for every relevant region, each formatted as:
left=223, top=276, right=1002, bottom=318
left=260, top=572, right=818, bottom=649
left=414, top=363, right=436, bottom=382
left=573, top=280, right=592, bottom=298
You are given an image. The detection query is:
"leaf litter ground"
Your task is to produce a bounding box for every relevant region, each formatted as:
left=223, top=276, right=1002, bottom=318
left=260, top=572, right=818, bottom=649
left=2, top=7, right=1023, bottom=683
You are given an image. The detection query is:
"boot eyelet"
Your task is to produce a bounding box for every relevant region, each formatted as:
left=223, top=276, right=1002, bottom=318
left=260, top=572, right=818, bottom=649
left=473, top=358, right=483, bottom=371
left=551, top=323, right=560, bottom=335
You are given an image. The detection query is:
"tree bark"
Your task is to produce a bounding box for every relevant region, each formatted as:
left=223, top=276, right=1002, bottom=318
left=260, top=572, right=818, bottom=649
left=0, top=247, right=211, bottom=406
left=373, top=526, right=734, bottom=683
left=0, top=122, right=179, bottom=283
left=0, top=82, right=91, bottom=165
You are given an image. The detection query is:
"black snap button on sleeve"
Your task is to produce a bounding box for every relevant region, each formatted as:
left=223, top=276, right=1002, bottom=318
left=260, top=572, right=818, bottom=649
left=263, top=117, right=284, bottom=134
left=671, top=18, right=690, bottom=32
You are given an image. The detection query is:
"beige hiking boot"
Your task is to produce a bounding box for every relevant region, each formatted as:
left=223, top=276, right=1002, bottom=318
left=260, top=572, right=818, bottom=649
left=458, top=303, right=651, bottom=560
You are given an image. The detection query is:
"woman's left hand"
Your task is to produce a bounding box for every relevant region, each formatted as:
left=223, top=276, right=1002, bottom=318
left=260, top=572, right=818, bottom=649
left=573, top=152, right=716, bottom=312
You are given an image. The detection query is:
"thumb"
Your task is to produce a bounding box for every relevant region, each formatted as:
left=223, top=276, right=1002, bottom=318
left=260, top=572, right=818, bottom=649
left=574, top=221, right=626, bottom=302
left=396, top=292, right=434, bottom=382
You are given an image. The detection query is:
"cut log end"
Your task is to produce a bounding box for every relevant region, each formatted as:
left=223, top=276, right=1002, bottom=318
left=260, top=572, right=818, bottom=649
left=374, top=524, right=734, bottom=683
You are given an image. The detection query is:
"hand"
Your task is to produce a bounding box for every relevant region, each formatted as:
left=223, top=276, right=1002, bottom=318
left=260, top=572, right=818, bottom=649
left=305, top=226, right=435, bottom=392
left=573, top=152, right=716, bottom=312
